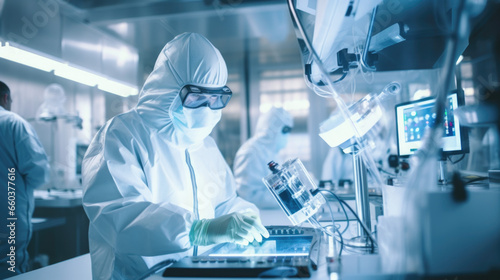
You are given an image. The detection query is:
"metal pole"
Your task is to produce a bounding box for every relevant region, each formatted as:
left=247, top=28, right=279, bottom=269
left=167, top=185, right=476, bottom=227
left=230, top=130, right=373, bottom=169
left=352, top=152, right=371, bottom=238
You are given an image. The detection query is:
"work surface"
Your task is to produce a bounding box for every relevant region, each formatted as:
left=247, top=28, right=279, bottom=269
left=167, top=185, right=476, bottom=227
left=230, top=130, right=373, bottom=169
left=6, top=209, right=388, bottom=280
left=5, top=254, right=92, bottom=280
left=148, top=209, right=385, bottom=279
left=11, top=206, right=499, bottom=280
left=5, top=251, right=385, bottom=280
left=11, top=202, right=500, bottom=280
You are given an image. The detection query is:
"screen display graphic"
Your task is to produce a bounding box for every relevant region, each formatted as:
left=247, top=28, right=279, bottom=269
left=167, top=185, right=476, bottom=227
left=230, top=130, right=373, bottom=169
left=396, top=91, right=467, bottom=157
left=207, top=236, right=313, bottom=257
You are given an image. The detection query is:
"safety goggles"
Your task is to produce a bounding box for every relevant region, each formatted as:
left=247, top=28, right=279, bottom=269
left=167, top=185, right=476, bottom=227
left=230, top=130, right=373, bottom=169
left=282, top=126, right=292, bottom=134
left=179, top=84, right=232, bottom=109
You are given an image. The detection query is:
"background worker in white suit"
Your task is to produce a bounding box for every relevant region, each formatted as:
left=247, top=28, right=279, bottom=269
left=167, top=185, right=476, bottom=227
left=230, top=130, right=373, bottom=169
left=234, top=107, right=294, bottom=209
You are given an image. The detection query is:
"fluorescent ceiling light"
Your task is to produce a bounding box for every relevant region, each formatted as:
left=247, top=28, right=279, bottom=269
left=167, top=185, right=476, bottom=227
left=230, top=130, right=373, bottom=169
left=0, top=42, right=62, bottom=72
left=54, top=64, right=105, bottom=87
left=0, top=42, right=138, bottom=97
left=98, top=79, right=138, bottom=97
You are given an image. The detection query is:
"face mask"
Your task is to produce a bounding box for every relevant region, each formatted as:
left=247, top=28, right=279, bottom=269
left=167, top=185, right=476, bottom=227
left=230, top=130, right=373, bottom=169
left=275, top=132, right=289, bottom=152
left=172, top=103, right=221, bottom=146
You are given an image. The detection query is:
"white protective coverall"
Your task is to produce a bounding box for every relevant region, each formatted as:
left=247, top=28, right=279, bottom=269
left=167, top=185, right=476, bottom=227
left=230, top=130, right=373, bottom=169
left=0, top=106, right=50, bottom=277
left=233, top=107, right=293, bottom=209
left=82, top=33, right=259, bottom=280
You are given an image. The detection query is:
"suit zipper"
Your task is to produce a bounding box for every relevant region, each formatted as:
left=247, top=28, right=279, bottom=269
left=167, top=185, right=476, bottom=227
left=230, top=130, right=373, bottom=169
left=185, top=149, right=199, bottom=256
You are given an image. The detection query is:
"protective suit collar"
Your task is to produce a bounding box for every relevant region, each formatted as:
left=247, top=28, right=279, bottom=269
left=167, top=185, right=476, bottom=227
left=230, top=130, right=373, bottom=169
left=136, top=32, right=228, bottom=148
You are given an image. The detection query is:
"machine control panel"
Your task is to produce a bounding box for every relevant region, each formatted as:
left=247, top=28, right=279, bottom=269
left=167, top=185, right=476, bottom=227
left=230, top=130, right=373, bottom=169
left=162, top=226, right=320, bottom=278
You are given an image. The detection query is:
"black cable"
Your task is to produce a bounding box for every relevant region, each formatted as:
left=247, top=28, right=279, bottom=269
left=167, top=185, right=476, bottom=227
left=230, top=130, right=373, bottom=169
left=342, top=240, right=374, bottom=249
left=320, top=190, right=350, bottom=235
left=324, top=190, right=378, bottom=250
left=448, top=154, right=466, bottom=164
left=313, top=193, right=345, bottom=257
left=307, top=238, right=319, bottom=271
left=316, top=190, right=377, bottom=254
left=332, top=72, right=348, bottom=84
left=321, top=223, right=344, bottom=258
left=321, top=190, right=376, bottom=253
left=378, top=168, right=397, bottom=177
left=464, top=176, right=489, bottom=186
left=307, top=68, right=348, bottom=88
left=311, top=198, right=336, bottom=238
left=136, top=259, right=176, bottom=280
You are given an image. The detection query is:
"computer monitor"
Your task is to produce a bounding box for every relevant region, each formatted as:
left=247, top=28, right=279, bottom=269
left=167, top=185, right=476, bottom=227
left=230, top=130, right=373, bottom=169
left=395, top=90, right=469, bottom=157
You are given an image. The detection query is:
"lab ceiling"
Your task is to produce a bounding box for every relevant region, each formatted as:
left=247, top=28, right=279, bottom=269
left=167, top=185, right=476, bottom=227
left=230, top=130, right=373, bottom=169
left=60, top=0, right=301, bottom=73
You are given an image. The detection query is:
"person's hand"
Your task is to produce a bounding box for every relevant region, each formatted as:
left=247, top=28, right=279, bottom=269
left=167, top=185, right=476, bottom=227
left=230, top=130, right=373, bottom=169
left=190, top=211, right=269, bottom=246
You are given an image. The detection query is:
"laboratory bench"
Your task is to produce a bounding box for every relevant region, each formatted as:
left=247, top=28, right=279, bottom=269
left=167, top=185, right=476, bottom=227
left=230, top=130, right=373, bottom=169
left=29, top=189, right=89, bottom=266
left=7, top=221, right=387, bottom=280
left=8, top=208, right=389, bottom=280
left=7, top=249, right=499, bottom=280
left=9, top=203, right=500, bottom=279
left=5, top=252, right=389, bottom=280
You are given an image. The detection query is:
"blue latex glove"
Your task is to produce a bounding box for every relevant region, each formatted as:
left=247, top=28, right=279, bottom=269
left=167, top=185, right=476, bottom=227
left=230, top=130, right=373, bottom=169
left=190, top=211, right=270, bottom=246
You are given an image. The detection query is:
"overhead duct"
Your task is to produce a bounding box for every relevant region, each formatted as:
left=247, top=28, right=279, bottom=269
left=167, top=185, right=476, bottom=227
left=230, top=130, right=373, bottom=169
left=0, top=0, right=139, bottom=96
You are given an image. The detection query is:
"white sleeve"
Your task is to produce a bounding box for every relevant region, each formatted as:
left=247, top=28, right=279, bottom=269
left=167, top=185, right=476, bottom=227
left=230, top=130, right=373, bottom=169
left=15, top=119, right=50, bottom=189
left=82, top=129, right=193, bottom=256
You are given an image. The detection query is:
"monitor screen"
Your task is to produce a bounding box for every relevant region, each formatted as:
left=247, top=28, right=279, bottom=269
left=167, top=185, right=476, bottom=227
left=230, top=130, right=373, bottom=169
left=395, top=91, right=468, bottom=157
left=206, top=236, right=313, bottom=258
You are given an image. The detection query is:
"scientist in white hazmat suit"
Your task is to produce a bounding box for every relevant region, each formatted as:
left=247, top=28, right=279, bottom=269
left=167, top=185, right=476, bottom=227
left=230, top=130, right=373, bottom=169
left=0, top=81, right=50, bottom=278
left=233, top=107, right=293, bottom=209
left=82, top=33, right=269, bottom=280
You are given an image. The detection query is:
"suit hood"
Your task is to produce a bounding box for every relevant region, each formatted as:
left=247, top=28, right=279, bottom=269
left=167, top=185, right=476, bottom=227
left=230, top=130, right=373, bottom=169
left=136, top=33, right=227, bottom=146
